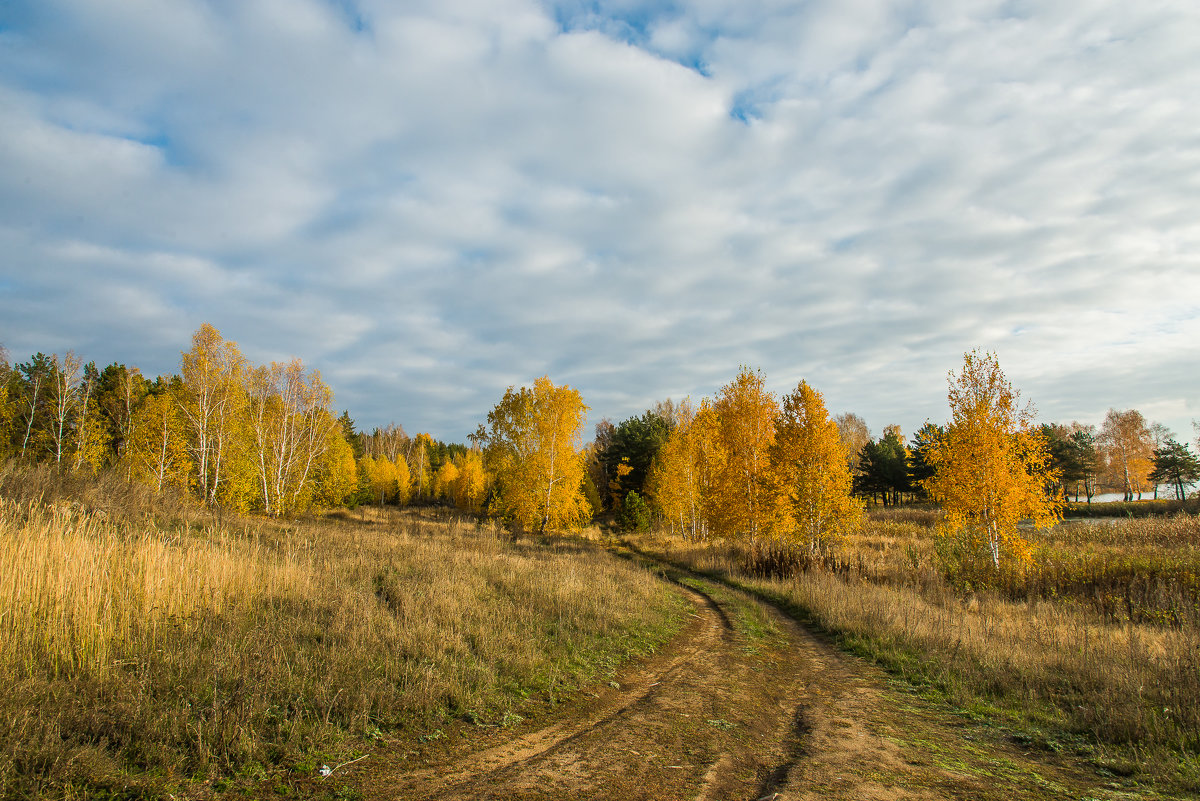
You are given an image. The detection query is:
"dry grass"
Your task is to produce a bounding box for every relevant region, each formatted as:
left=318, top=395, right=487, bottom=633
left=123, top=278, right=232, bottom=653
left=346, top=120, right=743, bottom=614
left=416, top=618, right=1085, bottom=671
left=0, top=468, right=685, bottom=799
left=632, top=512, right=1200, bottom=793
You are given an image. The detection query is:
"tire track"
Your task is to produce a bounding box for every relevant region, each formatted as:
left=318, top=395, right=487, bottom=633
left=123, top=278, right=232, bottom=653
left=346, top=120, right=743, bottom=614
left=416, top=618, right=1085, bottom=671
left=378, top=580, right=739, bottom=800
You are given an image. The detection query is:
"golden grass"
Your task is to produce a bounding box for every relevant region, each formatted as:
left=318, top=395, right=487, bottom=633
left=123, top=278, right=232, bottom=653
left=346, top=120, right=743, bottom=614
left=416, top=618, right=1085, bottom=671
left=0, top=473, right=685, bottom=799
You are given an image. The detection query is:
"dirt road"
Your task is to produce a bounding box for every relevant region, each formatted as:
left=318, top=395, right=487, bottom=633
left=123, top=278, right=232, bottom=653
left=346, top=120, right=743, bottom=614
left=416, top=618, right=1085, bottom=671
left=350, top=561, right=1119, bottom=800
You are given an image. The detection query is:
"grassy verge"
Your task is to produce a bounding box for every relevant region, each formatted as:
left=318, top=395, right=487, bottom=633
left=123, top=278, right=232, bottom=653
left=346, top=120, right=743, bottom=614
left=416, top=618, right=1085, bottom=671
left=0, top=471, right=685, bottom=800
left=628, top=517, right=1200, bottom=798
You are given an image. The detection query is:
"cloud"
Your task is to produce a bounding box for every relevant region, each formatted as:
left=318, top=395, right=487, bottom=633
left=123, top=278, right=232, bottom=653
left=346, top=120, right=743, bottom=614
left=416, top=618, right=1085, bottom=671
left=1, top=0, right=1198, bottom=441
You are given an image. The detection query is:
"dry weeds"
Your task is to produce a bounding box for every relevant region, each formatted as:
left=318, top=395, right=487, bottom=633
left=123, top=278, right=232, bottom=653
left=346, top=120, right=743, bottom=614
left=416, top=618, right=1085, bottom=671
left=0, top=469, right=684, bottom=799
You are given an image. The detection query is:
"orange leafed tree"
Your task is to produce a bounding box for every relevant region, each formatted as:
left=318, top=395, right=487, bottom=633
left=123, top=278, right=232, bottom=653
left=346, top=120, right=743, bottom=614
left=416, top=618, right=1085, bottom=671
left=433, top=459, right=460, bottom=502
left=710, top=367, right=777, bottom=542
left=646, top=399, right=702, bottom=539
left=1099, top=408, right=1153, bottom=501
left=451, top=450, right=488, bottom=513
left=922, top=351, right=1059, bottom=568
left=766, top=381, right=863, bottom=552
left=485, top=376, right=590, bottom=533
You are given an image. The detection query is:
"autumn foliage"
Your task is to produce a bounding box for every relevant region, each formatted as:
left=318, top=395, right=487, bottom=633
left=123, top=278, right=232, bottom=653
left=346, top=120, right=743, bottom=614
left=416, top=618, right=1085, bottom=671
left=647, top=371, right=862, bottom=552
left=766, top=381, right=864, bottom=551
left=922, top=351, right=1060, bottom=567
left=485, top=376, right=591, bottom=532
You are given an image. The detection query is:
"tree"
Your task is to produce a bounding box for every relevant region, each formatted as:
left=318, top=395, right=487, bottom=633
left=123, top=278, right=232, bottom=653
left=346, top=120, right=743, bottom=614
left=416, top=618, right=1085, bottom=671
left=451, top=450, right=488, bottom=512
left=338, top=411, right=365, bottom=458
left=177, top=324, right=250, bottom=508
left=767, top=381, right=863, bottom=552
left=1099, top=409, right=1153, bottom=501
left=92, top=363, right=150, bottom=465
left=407, top=432, right=434, bottom=503
left=709, top=367, right=777, bottom=541
left=856, top=427, right=909, bottom=506
left=595, top=408, right=672, bottom=509
left=617, top=490, right=652, bottom=532
left=922, top=351, right=1059, bottom=568
left=43, top=352, right=83, bottom=467
left=1149, top=439, right=1200, bottom=501
left=15, top=353, right=52, bottom=459
left=124, top=390, right=191, bottom=492
left=1041, top=423, right=1083, bottom=501
left=908, top=422, right=943, bottom=497
left=313, top=430, right=359, bottom=508
left=70, top=362, right=109, bottom=474
left=646, top=399, right=712, bottom=540
left=1061, top=424, right=1102, bottom=503
left=433, top=459, right=460, bottom=503
left=245, top=358, right=340, bottom=517
left=485, top=376, right=590, bottom=533
left=834, top=412, right=871, bottom=478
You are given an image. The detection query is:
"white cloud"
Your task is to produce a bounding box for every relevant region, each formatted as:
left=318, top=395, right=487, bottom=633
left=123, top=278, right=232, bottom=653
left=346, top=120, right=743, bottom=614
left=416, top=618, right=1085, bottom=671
left=0, top=0, right=1198, bottom=440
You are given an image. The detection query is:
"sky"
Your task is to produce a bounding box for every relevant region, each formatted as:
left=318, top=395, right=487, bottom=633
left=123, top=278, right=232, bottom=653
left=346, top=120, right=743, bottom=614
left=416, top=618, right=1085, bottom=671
left=1, top=0, right=1198, bottom=445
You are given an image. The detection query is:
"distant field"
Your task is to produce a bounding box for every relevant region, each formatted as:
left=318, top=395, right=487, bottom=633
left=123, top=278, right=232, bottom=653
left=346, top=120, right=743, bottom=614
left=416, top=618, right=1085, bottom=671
left=630, top=507, right=1200, bottom=796
left=0, top=468, right=685, bottom=800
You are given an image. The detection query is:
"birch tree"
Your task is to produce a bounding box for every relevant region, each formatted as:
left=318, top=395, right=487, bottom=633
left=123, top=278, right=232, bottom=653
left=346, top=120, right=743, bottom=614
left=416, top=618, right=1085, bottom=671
left=710, top=367, right=777, bottom=542
left=1099, top=408, right=1153, bottom=501
left=922, top=351, right=1059, bottom=568
left=125, top=391, right=191, bottom=492
left=485, top=376, right=589, bottom=532
left=767, top=381, right=863, bottom=552
left=177, top=323, right=248, bottom=508
left=245, top=358, right=339, bottom=516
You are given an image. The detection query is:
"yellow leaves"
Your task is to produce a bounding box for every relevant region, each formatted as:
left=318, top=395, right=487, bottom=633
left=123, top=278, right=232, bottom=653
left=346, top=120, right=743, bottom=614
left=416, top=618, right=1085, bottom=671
left=1100, top=409, right=1154, bottom=499
left=648, top=372, right=860, bottom=550
left=360, top=455, right=409, bottom=505
left=245, top=359, right=339, bottom=516
left=450, top=450, right=488, bottom=513
left=709, top=367, right=777, bottom=540
left=314, top=431, right=358, bottom=507
left=766, top=381, right=863, bottom=551
left=434, top=459, right=460, bottom=502
left=923, top=351, right=1060, bottom=567
left=485, top=376, right=590, bottom=533
left=646, top=399, right=704, bottom=539
left=124, top=392, right=191, bottom=493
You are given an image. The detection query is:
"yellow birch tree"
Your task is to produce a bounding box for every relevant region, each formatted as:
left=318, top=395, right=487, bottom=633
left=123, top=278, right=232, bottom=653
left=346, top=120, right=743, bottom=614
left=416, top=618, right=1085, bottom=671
left=767, top=381, right=863, bottom=552
left=177, top=324, right=251, bottom=508
left=646, top=399, right=697, bottom=539
left=433, top=459, right=460, bottom=503
left=452, top=450, right=488, bottom=512
left=314, top=430, right=358, bottom=508
left=922, top=351, right=1059, bottom=568
left=245, top=358, right=339, bottom=516
left=710, top=367, right=777, bottom=542
left=124, top=391, right=191, bottom=492
left=485, top=376, right=590, bottom=532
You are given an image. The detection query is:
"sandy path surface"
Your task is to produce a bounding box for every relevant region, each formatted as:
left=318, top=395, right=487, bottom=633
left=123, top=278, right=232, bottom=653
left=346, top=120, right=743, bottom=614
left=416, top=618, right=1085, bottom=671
left=349, top=561, right=1109, bottom=801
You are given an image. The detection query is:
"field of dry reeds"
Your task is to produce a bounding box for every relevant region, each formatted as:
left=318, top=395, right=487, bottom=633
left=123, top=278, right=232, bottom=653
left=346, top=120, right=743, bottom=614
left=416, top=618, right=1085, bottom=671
left=0, top=465, right=684, bottom=799
left=632, top=507, right=1200, bottom=793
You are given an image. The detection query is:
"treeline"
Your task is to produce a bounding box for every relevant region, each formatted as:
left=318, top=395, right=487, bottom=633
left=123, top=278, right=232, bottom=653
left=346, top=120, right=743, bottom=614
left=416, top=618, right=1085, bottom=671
left=593, top=377, right=1200, bottom=531
left=0, top=325, right=486, bottom=517
left=594, top=368, right=860, bottom=547
left=3, top=328, right=1197, bottom=527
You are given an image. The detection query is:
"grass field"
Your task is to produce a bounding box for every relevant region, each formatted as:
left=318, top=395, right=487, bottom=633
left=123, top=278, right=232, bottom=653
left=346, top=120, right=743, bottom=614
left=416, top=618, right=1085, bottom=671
left=629, top=507, right=1200, bottom=795
left=0, top=466, right=686, bottom=799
